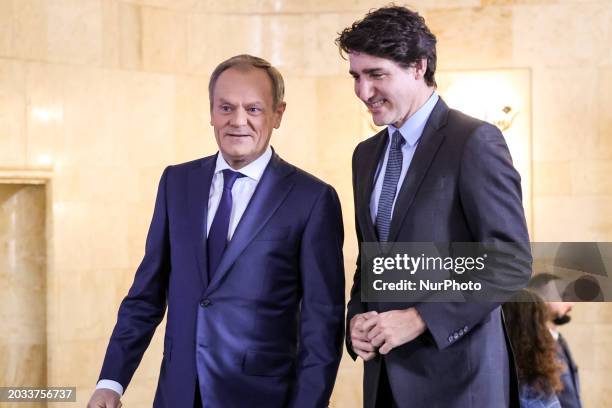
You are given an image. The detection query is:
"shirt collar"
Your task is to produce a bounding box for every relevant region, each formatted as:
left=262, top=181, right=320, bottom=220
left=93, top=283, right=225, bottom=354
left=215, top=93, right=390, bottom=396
left=549, top=327, right=559, bottom=341
left=214, top=145, right=272, bottom=181
left=387, top=91, right=439, bottom=147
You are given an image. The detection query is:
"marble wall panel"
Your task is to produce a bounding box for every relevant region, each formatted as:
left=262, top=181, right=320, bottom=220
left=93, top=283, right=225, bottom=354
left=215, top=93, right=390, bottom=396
left=0, top=59, right=26, bottom=167
left=141, top=6, right=188, bottom=73
left=189, top=0, right=479, bottom=14
left=11, top=0, right=48, bottom=61
left=533, top=161, right=572, bottom=196
left=119, top=0, right=199, bottom=11
left=427, top=6, right=514, bottom=70
left=173, top=75, right=212, bottom=163
left=482, top=0, right=555, bottom=5
left=571, top=161, right=612, bottom=195
left=24, top=63, right=66, bottom=168
left=101, top=0, right=121, bottom=69
left=0, top=1, right=13, bottom=57
left=115, top=72, right=176, bottom=166
left=45, top=0, right=103, bottom=65
left=51, top=201, right=92, bottom=271
left=274, top=76, right=319, bottom=170
left=187, top=13, right=269, bottom=75
left=513, top=2, right=609, bottom=67
left=595, top=66, right=612, bottom=159
left=0, top=184, right=46, bottom=391
left=531, top=67, right=599, bottom=162
left=118, top=1, right=143, bottom=70
left=533, top=196, right=612, bottom=241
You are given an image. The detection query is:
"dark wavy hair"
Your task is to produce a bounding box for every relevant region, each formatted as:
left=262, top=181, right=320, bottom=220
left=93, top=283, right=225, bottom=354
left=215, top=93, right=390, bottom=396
left=335, top=5, right=437, bottom=87
left=502, top=289, right=564, bottom=395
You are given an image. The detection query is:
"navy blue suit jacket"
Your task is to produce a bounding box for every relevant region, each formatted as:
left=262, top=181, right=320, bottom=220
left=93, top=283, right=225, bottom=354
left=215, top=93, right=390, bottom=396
left=557, top=334, right=582, bottom=408
left=99, top=152, right=345, bottom=407
left=347, top=98, right=532, bottom=408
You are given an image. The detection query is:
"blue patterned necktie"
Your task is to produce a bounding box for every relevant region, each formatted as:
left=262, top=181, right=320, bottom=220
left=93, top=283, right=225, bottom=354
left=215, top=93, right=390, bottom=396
left=207, top=169, right=245, bottom=279
left=376, top=130, right=405, bottom=242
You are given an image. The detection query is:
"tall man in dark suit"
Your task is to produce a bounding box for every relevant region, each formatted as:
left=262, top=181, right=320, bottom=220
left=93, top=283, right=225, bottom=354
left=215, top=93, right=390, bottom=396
left=88, top=55, right=345, bottom=408
left=336, top=6, right=532, bottom=408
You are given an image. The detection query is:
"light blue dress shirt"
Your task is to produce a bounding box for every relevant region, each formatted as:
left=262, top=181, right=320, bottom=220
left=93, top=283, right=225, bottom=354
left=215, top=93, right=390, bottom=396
left=369, top=92, right=439, bottom=223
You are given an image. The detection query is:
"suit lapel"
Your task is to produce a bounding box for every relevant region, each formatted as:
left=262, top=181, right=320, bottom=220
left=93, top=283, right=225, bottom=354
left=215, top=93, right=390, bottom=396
left=205, top=152, right=295, bottom=294
left=387, top=98, right=449, bottom=243
left=188, top=155, right=216, bottom=290
left=357, top=129, right=388, bottom=243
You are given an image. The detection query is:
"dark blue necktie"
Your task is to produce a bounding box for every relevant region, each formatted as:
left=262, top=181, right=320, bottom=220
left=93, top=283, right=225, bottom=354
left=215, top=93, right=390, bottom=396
left=376, top=130, right=405, bottom=242
left=207, top=169, right=244, bottom=279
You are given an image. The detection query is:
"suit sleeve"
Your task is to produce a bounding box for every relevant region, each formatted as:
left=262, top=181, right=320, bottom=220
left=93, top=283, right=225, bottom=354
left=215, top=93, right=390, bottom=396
left=98, top=167, right=172, bottom=390
left=345, top=144, right=368, bottom=360
left=289, top=185, right=345, bottom=408
left=415, top=123, right=532, bottom=350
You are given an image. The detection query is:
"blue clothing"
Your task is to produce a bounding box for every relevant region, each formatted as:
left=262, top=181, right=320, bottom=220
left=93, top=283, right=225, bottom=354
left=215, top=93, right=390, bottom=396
left=520, top=384, right=561, bottom=408
left=98, top=151, right=346, bottom=407
left=369, top=92, right=439, bottom=222
left=556, top=333, right=582, bottom=408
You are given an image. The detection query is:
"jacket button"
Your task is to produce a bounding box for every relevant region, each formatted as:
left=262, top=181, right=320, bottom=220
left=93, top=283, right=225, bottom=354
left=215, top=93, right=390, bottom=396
left=448, top=335, right=454, bottom=343
left=200, top=299, right=211, bottom=307
left=453, top=332, right=459, bottom=340
left=464, top=325, right=468, bottom=332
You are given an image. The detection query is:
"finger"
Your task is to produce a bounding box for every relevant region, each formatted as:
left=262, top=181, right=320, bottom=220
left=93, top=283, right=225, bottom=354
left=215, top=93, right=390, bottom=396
left=361, top=316, right=380, bottom=332
left=352, top=339, right=376, bottom=352
left=356, top=350, right=376, bottom=361
left=366, top=326, right=382, bottom=341
left=379, top=340, right=394, bottom=355
left=351, top=330, right=369, bottom=342
left=361, top=351, right=376, bottom=361
left=370, top=332, right=386, bottom=348
left=362, top=311, right=378, bottom=319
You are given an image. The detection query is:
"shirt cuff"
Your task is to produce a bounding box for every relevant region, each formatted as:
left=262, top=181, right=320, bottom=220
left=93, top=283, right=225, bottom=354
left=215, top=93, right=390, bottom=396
left=96, top=379, right=124, bottom=396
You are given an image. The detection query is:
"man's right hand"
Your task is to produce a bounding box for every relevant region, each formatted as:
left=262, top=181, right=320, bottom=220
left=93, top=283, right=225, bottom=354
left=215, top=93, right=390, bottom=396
left=87, top=389, right=122, bottom=408
left=349, top=311, right=378, bottom=361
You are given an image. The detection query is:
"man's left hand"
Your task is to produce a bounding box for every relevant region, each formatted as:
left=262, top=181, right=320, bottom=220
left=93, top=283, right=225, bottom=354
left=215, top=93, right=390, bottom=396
left=364, top=307, right=426, bottom=354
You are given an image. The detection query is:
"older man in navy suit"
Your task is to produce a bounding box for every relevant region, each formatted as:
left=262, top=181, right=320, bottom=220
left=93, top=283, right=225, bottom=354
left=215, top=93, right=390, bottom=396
left=88, top=55, right=345, bottom=408
left=337, top=6, right=532, bottom=408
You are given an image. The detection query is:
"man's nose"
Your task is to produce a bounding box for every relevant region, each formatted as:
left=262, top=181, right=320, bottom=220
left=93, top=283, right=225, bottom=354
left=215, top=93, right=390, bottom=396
left=230, top=108, right=247, bottom=126
left=356, top=80, right=374, bottom=101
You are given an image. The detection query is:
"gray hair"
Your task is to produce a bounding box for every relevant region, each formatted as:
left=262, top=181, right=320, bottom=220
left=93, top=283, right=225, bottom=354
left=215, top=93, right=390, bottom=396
left=208, top=54, right=285, bottom=110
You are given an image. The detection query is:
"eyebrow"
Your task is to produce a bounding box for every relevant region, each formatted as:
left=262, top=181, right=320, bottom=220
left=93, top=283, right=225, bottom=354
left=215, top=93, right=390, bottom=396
left=349, top=68, right=385, bottom=76
left=216, top=98, right=264, bottom=107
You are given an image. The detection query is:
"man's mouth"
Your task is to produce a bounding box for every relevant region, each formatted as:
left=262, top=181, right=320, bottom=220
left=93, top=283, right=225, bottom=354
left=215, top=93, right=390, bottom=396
left=367, top=99, right=386, bottom=110
left=226, top=133, right=250, bottom=138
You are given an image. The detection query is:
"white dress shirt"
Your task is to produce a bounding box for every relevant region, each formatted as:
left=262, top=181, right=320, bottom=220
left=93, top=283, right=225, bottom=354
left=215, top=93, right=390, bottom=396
left=96, top=147, right=273, bottom=396
left=370, top=92, right=439, bottom=222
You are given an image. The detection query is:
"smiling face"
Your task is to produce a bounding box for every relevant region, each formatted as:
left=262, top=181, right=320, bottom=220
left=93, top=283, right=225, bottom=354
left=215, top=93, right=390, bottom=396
left=348, top=52, right=432, bottom=128
left=210, top=67, right=286, bottom=169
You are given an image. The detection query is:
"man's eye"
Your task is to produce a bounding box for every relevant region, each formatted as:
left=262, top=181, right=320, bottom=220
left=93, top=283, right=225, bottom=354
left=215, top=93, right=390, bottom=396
left=248, top=107, right=261, bottom=113
left=371, top=73, right=384, bottom=79
left=220, top=105, right=231, bottom=112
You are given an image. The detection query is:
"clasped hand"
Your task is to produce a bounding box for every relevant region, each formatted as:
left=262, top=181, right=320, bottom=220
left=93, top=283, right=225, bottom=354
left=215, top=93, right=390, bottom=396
left=349, top=308, right=426, bottom=361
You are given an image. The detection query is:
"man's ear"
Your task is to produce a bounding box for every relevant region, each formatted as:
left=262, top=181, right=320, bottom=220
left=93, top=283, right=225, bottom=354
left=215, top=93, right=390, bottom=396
left=415, top=58, right=428, bottom=79
left=273, top=101, right=287, bottom=129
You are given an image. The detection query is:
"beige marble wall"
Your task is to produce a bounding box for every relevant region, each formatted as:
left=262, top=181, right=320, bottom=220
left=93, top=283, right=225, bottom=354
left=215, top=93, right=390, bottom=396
left=0, top=184, right=46, bottom=408
left=0, top=0, right=611, bottom=407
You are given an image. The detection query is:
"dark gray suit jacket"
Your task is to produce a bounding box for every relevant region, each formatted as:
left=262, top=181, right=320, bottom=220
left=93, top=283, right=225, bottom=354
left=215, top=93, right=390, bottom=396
left=347, top=98, right=532, bottom=408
